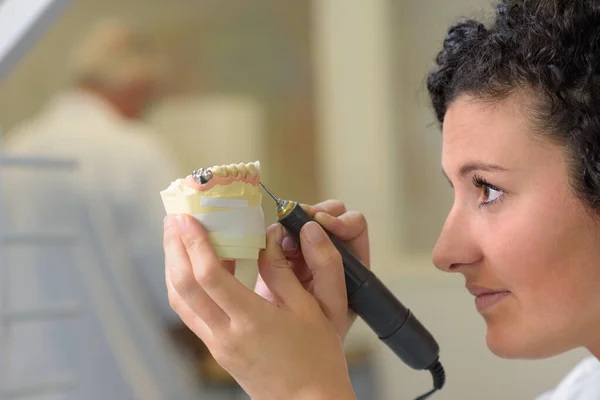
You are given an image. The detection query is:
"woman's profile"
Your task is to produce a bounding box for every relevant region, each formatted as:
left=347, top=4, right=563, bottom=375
left=162, top=0, right=600, bottom=399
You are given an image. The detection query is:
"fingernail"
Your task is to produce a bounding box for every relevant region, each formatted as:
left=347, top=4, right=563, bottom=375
left=175, top=215, right=187, bottom=229
left=282, top=235, right=297, bottom=251
left=164, top=215, right=174, bottom=229
left=304, top=222, right=324, bottom=244
left=314, top=212, right=334, bottom=223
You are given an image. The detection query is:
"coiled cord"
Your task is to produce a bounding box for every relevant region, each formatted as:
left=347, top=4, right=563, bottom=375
left=414, top=359, right=445, bottom=400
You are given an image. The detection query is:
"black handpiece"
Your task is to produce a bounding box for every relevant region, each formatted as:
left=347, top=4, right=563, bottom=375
left=259, top=183, right=445, bottom=399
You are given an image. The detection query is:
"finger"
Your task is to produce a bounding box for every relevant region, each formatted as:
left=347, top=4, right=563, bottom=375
left=164, top=216, right=229, bottom=331
left=281, top=230, right=299, bottom=254
left=313, top=199, right=347, bottom=217
left=300, top=204, right=322, bottom=217
left=293, top=199, right=347, bottom=257
left=254, top=225, right=282, bottom=304
left=255, top=254, right=309, bottom=301
left=299, top=221, right=347, bottom=334
left=314, top=211, right=370, bottom=267
left=312, top=211, right=369, bottom=333
left=300, top=200, right=346, bottom=218
left=275, top=227, right=310, bottom=284
left=177, top=214, right=266, bottom=319
left=165, top=265, right=212, bottom=342
left=281, top=199, right=347, bottom=254
left=314, top=211, right=367, bottom=241
left=257, top=224, right=308, bottom=306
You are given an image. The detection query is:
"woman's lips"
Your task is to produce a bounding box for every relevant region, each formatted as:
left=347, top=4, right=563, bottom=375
left=466, top=284, right=511, bottom=312
left=474, top=291, right=510, bottom=311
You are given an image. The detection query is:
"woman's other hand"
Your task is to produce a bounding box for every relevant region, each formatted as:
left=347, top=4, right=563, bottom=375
left=164, top=214, right=357, bottom=400
left=255, top=200, right=370, bottom=339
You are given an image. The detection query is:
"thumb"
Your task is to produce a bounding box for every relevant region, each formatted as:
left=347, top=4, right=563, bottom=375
left=257, top=224, right=307, bottom=306
left=299, top=221, right=347, bottom=334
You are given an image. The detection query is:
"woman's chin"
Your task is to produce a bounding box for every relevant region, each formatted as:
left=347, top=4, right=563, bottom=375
left=484, top=323, right=567, bottom=360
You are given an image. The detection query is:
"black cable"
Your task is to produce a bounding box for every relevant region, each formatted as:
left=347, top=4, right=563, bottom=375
left=414, top=360, right=445, bottom=400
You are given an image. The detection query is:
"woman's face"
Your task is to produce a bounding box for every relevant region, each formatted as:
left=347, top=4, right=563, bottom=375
left=432, top=93, right=600, bottom=359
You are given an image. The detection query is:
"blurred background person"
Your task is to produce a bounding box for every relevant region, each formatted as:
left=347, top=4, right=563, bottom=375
left=0, top=17, right=204, bottom=399
left=4, top=17, right=183, bottom=329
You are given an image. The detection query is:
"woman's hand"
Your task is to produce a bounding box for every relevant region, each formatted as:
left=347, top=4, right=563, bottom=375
left=163, top=214, right=357, bottom=400
left=255, top=200, right=370, bottom=339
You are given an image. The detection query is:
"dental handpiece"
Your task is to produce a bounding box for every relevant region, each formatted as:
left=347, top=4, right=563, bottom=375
left=259, top=182, right=445, bottom=399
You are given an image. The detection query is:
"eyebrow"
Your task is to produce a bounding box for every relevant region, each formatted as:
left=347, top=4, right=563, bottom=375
left=442, top=162, right=508, bottom=186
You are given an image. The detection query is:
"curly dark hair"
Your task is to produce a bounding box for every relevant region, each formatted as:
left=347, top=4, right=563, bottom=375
left=426, top=0, right=600, bottom=211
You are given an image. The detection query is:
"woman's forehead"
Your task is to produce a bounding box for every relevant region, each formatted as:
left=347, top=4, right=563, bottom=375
left=440, top=95, right=562, bottom=174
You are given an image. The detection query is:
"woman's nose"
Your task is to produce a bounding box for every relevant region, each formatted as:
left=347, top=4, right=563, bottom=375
left=432, top=207, right=481, bottom=273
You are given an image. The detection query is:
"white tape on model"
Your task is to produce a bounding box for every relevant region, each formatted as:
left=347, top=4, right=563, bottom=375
left=192, top=206, right=265, bottom=238
left=200, top=197, right=249, bottom=208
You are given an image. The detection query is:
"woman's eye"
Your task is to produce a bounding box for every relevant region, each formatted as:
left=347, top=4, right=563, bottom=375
left=481, top=186, right=504, bottom=204
left=472, top=175, right=505, bottom=207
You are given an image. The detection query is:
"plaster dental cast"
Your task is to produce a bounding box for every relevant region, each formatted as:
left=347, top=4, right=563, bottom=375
left=161, top=161, right=265, bottom=260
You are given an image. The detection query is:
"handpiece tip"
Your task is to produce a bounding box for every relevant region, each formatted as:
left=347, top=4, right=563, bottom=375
left=259, top=181, right=278, bottom=200
left=259, top=181, right=288, bottom=211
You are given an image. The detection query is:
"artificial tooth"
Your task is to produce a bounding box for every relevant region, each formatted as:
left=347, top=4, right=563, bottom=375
left=227, top=164, right=238, bottom=176
left=211, top=165, right=227, bottom=177
left=236, top=163, right=247, bottom=177
left=246, top=162, right=257, bottom=178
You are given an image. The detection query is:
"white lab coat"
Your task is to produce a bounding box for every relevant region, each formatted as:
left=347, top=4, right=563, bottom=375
left=537, top=357, right=600, bottom=400
left=0, top=90, right=202, bottom=399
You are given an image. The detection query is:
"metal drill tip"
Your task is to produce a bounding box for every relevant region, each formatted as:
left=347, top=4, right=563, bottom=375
left=259, top=181, right=292, bottom=215
left=259, top=181, right=280, bottom=202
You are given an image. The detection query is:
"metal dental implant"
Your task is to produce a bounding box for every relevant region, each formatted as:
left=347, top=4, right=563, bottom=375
left=192, top=168, right=213, bottom=184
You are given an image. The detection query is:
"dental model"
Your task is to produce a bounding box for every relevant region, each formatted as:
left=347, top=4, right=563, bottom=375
left=161, top=161, right=266, bottom=260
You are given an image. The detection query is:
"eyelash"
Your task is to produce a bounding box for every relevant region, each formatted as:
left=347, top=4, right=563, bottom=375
left=472, top=174, right=505, bottom=208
